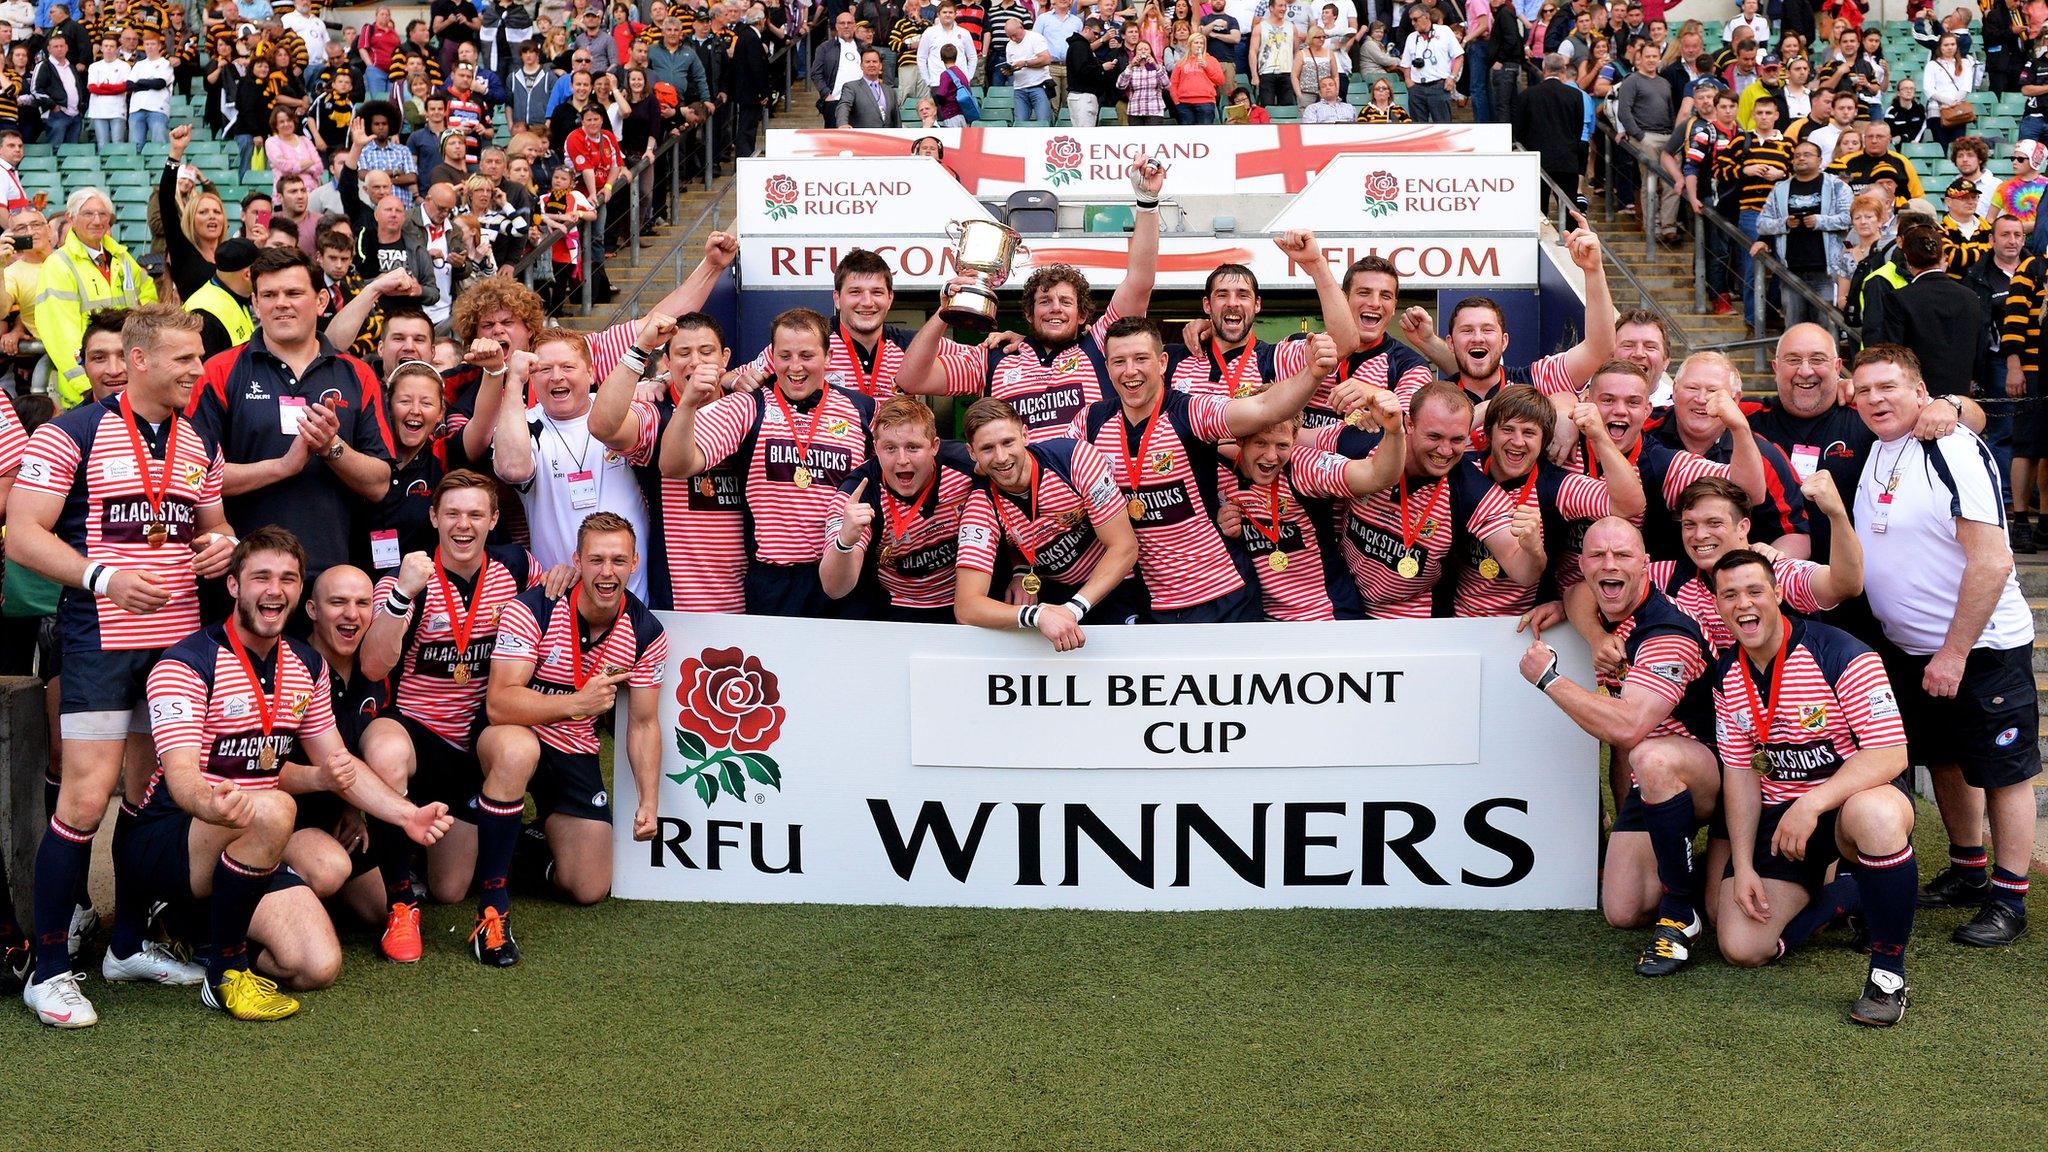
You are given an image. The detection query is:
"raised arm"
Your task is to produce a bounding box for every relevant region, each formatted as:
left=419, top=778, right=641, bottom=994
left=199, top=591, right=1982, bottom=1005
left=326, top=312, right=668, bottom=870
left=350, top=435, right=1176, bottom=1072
left=1557, top=226, right=1616, bottom=386
left=1108, top=160, right=1165, bottom=319
left=1277, top=229, right=1358, bottom=354
left=590, top=312, right=670, bottom=450
left=1223, top=333, right=1339, bottom=437
left=490, top=352, right=538, bottom=485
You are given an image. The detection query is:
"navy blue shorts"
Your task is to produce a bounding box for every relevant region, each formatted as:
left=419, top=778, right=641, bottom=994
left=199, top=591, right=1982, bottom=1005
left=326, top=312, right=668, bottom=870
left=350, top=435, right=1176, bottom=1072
left=392, top=713, right=486, bottom=824
left=57, top=644, right=158, bottom=720
left=744, top=561, right=839, bottom=618
left=291, top=790, right=377, bottom=879
left=532, top=744, right=609, bottom=824
left=1880, top=643, right=2041, bottom=789
left=1147, top=584, right=1261, bottom=625
left=1040, top=576, right=1149, bottom=625
left=124, top=812, right=312, bottom=899
left=1609, top=784, right=1715, bottom=836
left=1736, top=802, right=1844, bottom=893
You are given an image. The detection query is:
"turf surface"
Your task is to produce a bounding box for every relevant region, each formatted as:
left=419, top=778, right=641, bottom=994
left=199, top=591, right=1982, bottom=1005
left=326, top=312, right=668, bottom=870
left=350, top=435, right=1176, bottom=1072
left=4, top=815, right=2045, bottom=1150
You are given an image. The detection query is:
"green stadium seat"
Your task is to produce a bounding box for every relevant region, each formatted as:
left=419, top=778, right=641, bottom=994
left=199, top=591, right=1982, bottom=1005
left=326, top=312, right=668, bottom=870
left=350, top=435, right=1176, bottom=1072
left=1901, top=142, right=1945, bottom=160
left=104, top=171, right=149, bottom=189
left=16, top=155, right=54, bottom=173
left=102, top=151, right=144, bottom=169
left=1268, top=107, right=1299, bottom=123
left=1084, top=205, right=1134, bottom=233
left=55, top=143, right=95, bottom=158
left=1997, top=92, right=2028, bottom=117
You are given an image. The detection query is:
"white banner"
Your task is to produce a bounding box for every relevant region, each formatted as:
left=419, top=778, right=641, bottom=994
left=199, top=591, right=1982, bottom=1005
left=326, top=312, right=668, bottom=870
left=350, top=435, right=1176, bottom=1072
left=614, top=617, right=1598, bottom=911
left=1265, top=153, right=1543, bottom=236
left=737, top=234, right=1540, bottom=290
left=738, top=155, right=998, bottom=235
left=764, top=124, right=1516, bottom=198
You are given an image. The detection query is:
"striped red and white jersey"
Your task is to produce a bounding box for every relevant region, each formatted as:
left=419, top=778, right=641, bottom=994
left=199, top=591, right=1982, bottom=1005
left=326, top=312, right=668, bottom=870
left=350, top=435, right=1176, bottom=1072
left=956, top=438, right=1126, bottom=585
left=492, top=585, right=668, bottom=756
left=1649, top=555, right=1827, bottom=655
left=742, top=321, right=919, bottom=402
left=691, top=383, right=877, bottom=567
left=1305, top=337, right=1437, bottom=430
left=141, top=625, right=335, bottom=816
left=375, top=543, right=540, bottom=750
left=17, top=398, right=224, bottom=650
left=1075, top=390, right=1245, bottom=612
left=1556, top=436, right=1732, bottom=585
left=1333, top=446, right=1516, bottom=619
left=1451, top=457, right=1615, bottom=617
left=633, top=398, right=744, bottom=614
left=0, top=391, right=25, bottom=474
left=584, top=317, right=645, bottom=382
left=827, top=443, right=979, bottom=610
left=933, top=308, right=1121, bottom=442
left=1712, top=619, right=1905, bottom=805
left=1222, top=445, right=1355, bottom=621
left=1598, top=586, right=1718, bottom=748
left=1430, top=354, right=1583, bottom=454
left=1169, top=336, right=1312, bottom=399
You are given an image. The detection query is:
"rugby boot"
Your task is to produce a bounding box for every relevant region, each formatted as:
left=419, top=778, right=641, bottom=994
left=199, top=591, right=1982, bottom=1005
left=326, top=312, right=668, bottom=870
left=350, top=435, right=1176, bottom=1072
left=381, top=902, right=424, bottom=964
left=23, top=970, right=96, bottom=1028
left=1, top=940, right=28, bottom=995
left=1634, top=914, right=1700, bottom=977
left=1848, top=969, right=1908, bottom=1027
left=102, top=941, right=206, bottom=985
left=469, top=907, right=521, bottom=968
left=201, top=969, right=300, bottom=1021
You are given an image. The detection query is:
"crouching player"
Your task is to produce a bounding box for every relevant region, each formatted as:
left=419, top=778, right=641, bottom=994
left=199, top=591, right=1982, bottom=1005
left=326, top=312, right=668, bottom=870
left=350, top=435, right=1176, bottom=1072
left=1708, top=549, right=1919, bottom=1027
left=133, top=529, right=454, bottom=1020
left=471, top=513, right=668, bottom=966
left=1520, top=518, right=1720, bottom=976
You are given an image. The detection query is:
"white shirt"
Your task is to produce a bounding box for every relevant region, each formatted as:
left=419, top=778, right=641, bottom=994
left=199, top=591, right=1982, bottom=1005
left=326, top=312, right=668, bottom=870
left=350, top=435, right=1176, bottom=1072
left=516, top=405, right=652, bottom=600
left=127, top=56, right=174, bottom=115
left=419, top=208, right=454, bottom=324
left=0, top=158, right=23, bottom=210
left=1808, top=122, right=1843, bottom=165
left=1007, top=30, right=1052, bottom=89
left=828, top=35, right=861, bottom=100
left=1920, top=56, right=1976, bottom=111
left=283, top=10, right=330, bottom=52
left=0, top=0, right=34, bottom=38
left=1856, top=428, right=2033, bottom=655
left=918, top=22, right=978, bottom=86
left=1723, top=14, right=1769, bottom=45
left=85, top=58, right=129, bottom=119
left=1400, top=25, right=1462, bottom=84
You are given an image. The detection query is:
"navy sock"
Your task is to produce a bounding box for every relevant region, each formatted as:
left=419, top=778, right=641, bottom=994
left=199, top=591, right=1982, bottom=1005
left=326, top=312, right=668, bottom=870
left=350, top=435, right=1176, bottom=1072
left=207, top=851, right=275, bottom=986
left=1852, top=846, right=1917, bottom=979
left=30, top=817, right=94, bottom=982
left=1990, top=865, right=2030, bottom=914
left=367, top=817, right=419, bottom=908
left=1640, top=792, right=1697, bottom=924
left=1948, top=843, right=1988, bottom=882
left=45, top=775, right=91, bottom=913
left=474, top=794, right=524, bottom=918
left=1779, top=874, right=1861, bottom=956
left=106, top=803, right=147, bottom=960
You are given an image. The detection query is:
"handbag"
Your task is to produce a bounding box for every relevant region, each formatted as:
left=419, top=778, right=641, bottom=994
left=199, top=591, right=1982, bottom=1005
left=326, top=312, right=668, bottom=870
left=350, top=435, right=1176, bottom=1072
left=1941, top=101, right=1977, bottom=128
left=946, top=66, right=980, bottom=122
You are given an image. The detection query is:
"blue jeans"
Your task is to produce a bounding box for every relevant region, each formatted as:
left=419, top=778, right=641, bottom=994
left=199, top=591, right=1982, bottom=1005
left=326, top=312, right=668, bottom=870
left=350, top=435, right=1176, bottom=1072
left=1737, top=207, right=1761, bottom=326
left=127, top=109, right=167, bottom=147
left=365, top=65, right=389, bottom=99
left=2023, top=114, right=2047, bottom=144
left=1466, top=40, right=1491, bottom=123
left=44, top=111, right=80, bottom=144
left=1013, top=83, right=1051, bottom=125
left=234, top=133, right=255, bottom=175
left=1175, top=102, right=1216, bottom=124
left=91, top=116, right=124, bottom=145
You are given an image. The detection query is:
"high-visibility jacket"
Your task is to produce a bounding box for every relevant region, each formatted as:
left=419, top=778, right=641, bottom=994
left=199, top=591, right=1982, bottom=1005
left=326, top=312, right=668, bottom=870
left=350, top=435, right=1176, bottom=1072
left=183, top=278, right=254, bottom=351
left=35, top=231, right=157, bottom=409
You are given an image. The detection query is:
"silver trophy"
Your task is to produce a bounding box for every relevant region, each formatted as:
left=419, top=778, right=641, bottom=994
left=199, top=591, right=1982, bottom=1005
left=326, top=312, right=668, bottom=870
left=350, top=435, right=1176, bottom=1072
left=941, top=218, right=1026, bottom=331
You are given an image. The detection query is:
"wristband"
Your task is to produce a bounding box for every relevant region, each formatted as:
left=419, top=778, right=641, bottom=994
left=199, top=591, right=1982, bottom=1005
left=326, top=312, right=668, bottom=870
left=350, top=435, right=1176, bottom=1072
left=86, top=563, right=113, bottom=596
left=1066, top=592, right=1093, bottom=619
left=1534, top=657, right=1561, bottom=692
left=384, top=587, right=414, bottom=615
left=831, top=536, right=858, bottom=554
left=620, top=346, right=650, bottom=375
left=1135, top=199, right=1159, bottom=211
left=484, top=365, right=508, bottom=380
left=1017, top=605, right=1038, bottom=630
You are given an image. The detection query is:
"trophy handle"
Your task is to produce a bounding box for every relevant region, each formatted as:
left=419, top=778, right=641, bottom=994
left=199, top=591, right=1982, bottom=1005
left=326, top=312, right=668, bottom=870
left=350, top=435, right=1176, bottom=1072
left=946, top=220, right=966, bottom=242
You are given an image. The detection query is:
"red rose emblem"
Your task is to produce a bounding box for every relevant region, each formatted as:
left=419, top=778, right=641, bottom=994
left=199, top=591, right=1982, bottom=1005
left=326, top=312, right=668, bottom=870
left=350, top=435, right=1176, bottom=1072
left=676, top=646, right=786, bottom=753
left=1048, top=136, right=1083, bottom=169
left=764, top=174, right=799, bottom=207
left=1363, top=171, right=1400, bottom=203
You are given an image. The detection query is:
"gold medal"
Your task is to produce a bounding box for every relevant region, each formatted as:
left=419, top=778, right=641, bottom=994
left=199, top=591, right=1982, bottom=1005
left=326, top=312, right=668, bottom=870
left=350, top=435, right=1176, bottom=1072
left=1751, top=749, right=1770, bottom=774
left=696, top=477, right=715, bottom=498
left=1396, top=554, right=1421, bottom=579
left=793, top=465, right=813, bottom=489
left=1233, top=383, right=1258, bottom=399
left=1478, top=557, right=1501, bottom=580
left=878, top=544, right=895, bottom=566
left=1267, top=551, right=1289, bottom=573
left=257, top=745, right=276, bottom=772
left=1343, top=409, right=1365, bottom=428
left=1127, top=495, right=1147, bottom=520
left=145, top=522, right=167, bottom=548
left=1020, top=572, right=1043, bottom=595
left=452, top=662, right=471, bottom=685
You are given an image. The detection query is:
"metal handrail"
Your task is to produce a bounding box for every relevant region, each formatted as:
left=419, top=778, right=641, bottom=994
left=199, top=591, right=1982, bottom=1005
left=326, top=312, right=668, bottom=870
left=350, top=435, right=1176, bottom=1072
left=610, top=181, right=733, bottom=321
left=1529, top=160, right=1696, bottom=362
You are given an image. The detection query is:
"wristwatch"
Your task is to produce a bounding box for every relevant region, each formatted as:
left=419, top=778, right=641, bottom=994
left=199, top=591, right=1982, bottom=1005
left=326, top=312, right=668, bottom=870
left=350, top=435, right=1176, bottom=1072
left=323, top=441, right=345, bottom=459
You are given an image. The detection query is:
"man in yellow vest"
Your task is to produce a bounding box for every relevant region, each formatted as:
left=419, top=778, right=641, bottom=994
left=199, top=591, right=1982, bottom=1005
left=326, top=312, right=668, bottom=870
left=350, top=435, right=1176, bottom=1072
left=33, top=186, right=157, bottom=409
left=184, top=237, right=257, bottom=359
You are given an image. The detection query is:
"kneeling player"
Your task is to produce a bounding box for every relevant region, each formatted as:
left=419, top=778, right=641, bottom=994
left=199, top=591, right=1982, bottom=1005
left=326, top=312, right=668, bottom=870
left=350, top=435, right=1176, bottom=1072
left=954, top=399, right=1142, bottom=648
left=472, top=513, right=668, bottom=966
left=1708, top=550, right=1918, bottom=1027
left=1520, top=518, right=1720, bottom=975
left=295, top=564, right=394, bottom=928
left=133, top=530, right=453, bottom=1020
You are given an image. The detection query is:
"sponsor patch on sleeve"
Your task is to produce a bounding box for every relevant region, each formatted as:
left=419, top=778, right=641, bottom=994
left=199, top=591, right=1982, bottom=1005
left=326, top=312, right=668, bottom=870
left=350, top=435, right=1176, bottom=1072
left=1867, top=685, right=1899, bottom=721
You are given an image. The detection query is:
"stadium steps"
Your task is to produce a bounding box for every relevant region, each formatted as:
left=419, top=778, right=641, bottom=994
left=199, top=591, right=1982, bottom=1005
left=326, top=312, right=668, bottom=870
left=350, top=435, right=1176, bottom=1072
left=1578, top=201, right=1756, bottom=367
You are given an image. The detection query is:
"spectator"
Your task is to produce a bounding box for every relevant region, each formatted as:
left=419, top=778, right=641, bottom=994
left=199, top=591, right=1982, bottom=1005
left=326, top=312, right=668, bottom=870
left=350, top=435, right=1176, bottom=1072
left=231, top=56, right=276, bottom=175
left=434, top=0, right=486, bottom=73
left=537, top=162, right=595, bottom=309
left=918, top=2, right=977, bottom=88
left=1169, top=32, right=1223, bottom=122
left=1616, top=37, right=1677, bottom=239
left=445, top=59, right=496, bottom=142
left=1401, top=2, right=1461, bottom=122
left=1879, top=216, right=1983, bottom=398
left=185, top=236, right=257, bottom=359
left=1753, top=137, right=1852, bottom=328
left=1251, top=1, right=1293, bottom=106
left=1296, top=21, right=1342, bottom=99
left=1299, top=70, right=1353, bottom=121
left=35, top=186, right=156, bottom=408
left=1484, top=4, right=1526, bottom=124
left=1724, top=0, right=1769, bottom=47
left=266, top=105, right=325, bottom=200
left=1195, top=0, right=1240, bottom=97
left=359, top=6, right=401, bottom=98
left=1999, top=139, right=2048, bottom=234
left=810, top=9, right=861, bottom=124
left=412, top=183, right=461, bottom=327
left=1950, top=135, right=1995, bottom=218
left=548, top=66, right=596, bottom=153
left=125, top=33, right=173, bottom=147
left=1921, top=32, right=1978, bottom=146
left=1840, top=188, right=1892, bottom=320
left=1064, top=17, right=1113, bottom=125
left=838, top=46, right=898, bottom=126
left=728, top=2, right=772, bottom=158
left=1117, top=37, right=1171, bottom=123
left=466, top=171, right=531, bottom=268
left=1359, top=73, right=1409, bottom=122
left=1356, top=20, right=1399, bottom=82
left=1515, top=54, right=1586, bottom=213
left=932, top=41, right=969, bottom=125
left=408, top=92, right=453, bottom=179
left=1223, top=82, right=1269, bottom=122
left=425, top=129, right=471, bottom=191
left=307, top=67, right=357, bottom=159
left=1883, top=76, right=1927, bottom=146
left=1003, top=16, right=1055, bottom=126
left=507, top=40, right=555, bottom=133
left=162, top=126, right=229, bottom=299
left=84, top=33, right=126, bottom=145
left=354, top=191, right=438, bottom=314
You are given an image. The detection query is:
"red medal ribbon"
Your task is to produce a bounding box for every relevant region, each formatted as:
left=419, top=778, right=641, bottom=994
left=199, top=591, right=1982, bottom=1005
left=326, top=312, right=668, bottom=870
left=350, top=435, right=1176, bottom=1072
left=564, top=585, right=622, bottom=692
left=223, top=616, right=286, bottom=749
left=1737, top=622, right=1793, bottom=753
left=989, top=458, right=1043, bottom=568
left=768, top=384, right=819, bottom=477
left=118, top=390, right=181, bottom=531
left=881, top=469, right=938, bottom=553
left=1249, top=476, right=1285, bottom=549
left=837, top=322, right=882, bottom=397
left=433, top=548, right=485, bottom=666
left=1485, top=453, right=1541, bottom=506
left=1396, top=472, right=1448, bottom=553
left=1118, top=389, right=1167, bottom=491
left=1212, top=337, right=1256, bottom=395
left=1585, top=436, right=1643, bottom=481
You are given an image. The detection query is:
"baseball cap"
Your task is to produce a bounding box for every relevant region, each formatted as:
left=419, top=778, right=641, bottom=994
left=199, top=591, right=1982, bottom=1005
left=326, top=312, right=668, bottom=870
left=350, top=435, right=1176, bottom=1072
left=214, top=238, right=259, bottom=274
left=1759, top=53, right=1781, bottom=68
left=1945, top=177, right=1980, bottom=198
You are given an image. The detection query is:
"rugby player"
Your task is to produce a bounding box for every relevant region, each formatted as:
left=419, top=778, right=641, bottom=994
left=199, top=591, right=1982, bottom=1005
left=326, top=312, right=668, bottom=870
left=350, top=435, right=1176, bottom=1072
left=823, top=396, right=979, bottom=621
left=473, top=512, right=669, bottom=966
left=953, top=398, right=1143, bottom=648
left=1169, top=231, right=1359, bottom=401
left=733, top=248, right=924, bottom=401
left=1310, top=256, right=1436, bottom=430
left=297, top=564, right=392, bottom=928
left=1708, top=549, right=1918, bottom=1027
left=897, top=161, right=1167, bottom=441
left=132, top=528, right=453, bottom=1020
left=357, top=469, right=544, bottom=962
left=1521, top=517, right=1719, bottom=975
left=7, top=306, right=238, bottom=1027
left=1646, top=352, right=1809, bottom=558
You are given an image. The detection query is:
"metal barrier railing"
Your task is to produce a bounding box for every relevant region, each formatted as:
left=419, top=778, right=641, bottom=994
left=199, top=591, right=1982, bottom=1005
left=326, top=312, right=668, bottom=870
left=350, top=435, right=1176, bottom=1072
left=1531, top=161, right=1696, bottom=363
